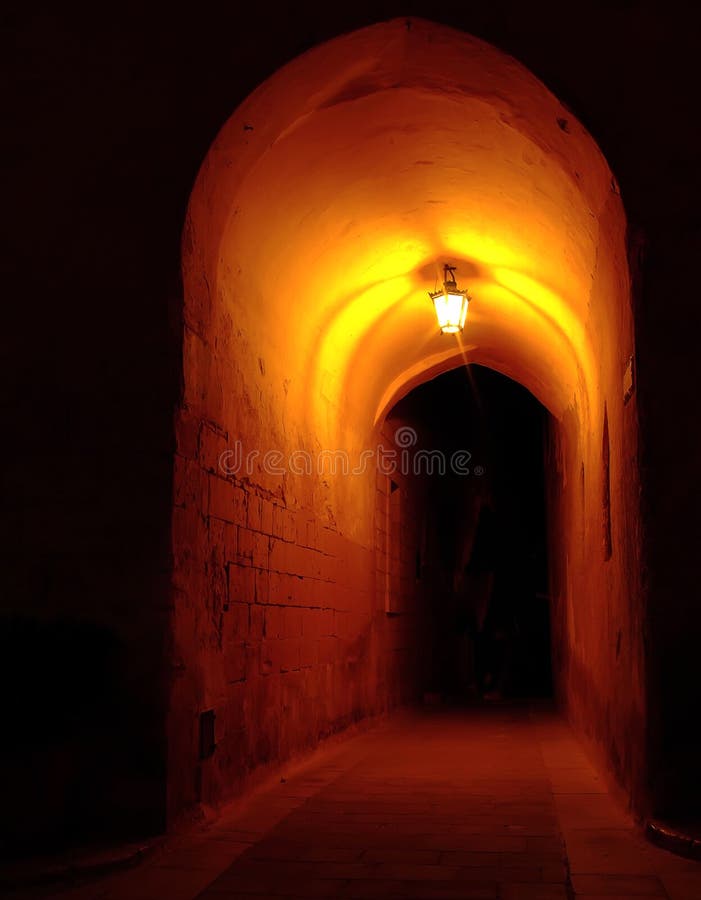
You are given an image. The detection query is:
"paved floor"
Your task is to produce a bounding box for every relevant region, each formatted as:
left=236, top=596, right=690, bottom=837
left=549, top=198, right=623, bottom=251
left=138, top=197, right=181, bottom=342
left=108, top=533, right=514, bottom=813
left=33, top=705, right=701, bottom=900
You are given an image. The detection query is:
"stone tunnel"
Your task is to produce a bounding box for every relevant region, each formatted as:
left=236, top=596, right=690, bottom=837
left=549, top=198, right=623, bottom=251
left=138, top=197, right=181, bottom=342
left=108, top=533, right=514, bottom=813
left=4, top=9, right=701, bottom=898
left=173, top=18, right=642, bottom=821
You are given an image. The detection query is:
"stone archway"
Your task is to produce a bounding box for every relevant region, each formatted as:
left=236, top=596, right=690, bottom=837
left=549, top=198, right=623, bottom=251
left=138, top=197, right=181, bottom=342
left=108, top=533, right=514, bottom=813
left=173, top=18, right=643, bottom=823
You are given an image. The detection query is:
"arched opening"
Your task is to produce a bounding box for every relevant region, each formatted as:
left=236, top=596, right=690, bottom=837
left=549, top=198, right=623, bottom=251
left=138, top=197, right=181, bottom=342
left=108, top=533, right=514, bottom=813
left=382, top=365, right=552, bottom=704
left=173, top=18, right=644, bottom=823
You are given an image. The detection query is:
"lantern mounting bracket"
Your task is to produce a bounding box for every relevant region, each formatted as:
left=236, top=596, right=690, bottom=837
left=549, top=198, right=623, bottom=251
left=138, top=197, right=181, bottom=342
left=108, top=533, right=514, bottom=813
left=443, top=264, right=457, bottom=286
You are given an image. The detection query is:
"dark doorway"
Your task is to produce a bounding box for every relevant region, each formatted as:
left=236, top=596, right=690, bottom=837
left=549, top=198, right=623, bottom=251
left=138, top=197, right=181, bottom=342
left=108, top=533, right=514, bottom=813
left=390, top=365, right=551, bottom=701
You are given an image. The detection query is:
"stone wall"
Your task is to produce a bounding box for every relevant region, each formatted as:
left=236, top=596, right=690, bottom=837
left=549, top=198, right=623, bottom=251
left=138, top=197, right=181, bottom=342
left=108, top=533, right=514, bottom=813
left=168, top=386, right=436, bottom=819
left=545, top=196, right=646, bottom=813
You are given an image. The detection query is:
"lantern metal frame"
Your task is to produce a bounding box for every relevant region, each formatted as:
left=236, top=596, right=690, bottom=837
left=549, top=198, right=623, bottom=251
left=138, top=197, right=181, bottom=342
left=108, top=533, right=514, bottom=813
left=428, top=264, right=471, bottom=334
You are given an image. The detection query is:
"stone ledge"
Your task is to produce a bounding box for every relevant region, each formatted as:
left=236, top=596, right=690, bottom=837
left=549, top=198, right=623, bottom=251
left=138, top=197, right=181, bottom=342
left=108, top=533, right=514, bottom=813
left=0, top=837, right=163, bottom=890
left=645, top=819, right=701, bottom=860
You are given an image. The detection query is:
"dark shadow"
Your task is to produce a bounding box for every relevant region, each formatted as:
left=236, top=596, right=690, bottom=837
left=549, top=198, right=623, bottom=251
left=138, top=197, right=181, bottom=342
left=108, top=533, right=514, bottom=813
left=390, top=364, right=552, bottom=702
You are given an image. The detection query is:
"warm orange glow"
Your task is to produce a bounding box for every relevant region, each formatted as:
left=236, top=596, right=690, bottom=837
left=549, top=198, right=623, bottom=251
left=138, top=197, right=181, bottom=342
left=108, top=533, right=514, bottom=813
left=177, top=18, right=640, bottom=820
left=184, top=16, right=631, bottom=496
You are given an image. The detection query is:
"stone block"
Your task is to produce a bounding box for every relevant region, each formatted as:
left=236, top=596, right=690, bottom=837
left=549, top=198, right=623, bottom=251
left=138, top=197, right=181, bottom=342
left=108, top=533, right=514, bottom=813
left=208, top=473, right=235, bottom=523
left=175, top=408, right=200, bottom=460
left=228, top=563, right=256, bottom=605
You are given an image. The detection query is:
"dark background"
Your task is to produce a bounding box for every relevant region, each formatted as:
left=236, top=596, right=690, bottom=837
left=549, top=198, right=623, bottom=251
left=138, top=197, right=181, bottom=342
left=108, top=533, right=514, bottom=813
left=394, top=366, right=551, bottom=698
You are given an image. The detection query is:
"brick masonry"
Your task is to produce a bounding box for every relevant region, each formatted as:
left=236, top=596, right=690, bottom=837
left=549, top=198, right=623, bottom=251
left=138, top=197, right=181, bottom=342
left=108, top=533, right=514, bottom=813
left=169, top=398, right=436, bottom=819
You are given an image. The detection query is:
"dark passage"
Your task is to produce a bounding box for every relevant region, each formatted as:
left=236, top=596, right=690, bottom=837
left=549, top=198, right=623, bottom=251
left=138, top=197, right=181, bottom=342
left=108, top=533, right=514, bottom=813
left=391, top=365, right=551, bottom=702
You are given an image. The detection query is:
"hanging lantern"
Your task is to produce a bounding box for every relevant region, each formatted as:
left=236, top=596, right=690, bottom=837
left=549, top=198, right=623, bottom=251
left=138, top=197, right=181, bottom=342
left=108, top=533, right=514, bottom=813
left=428, top=264, right=471, bottom=334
